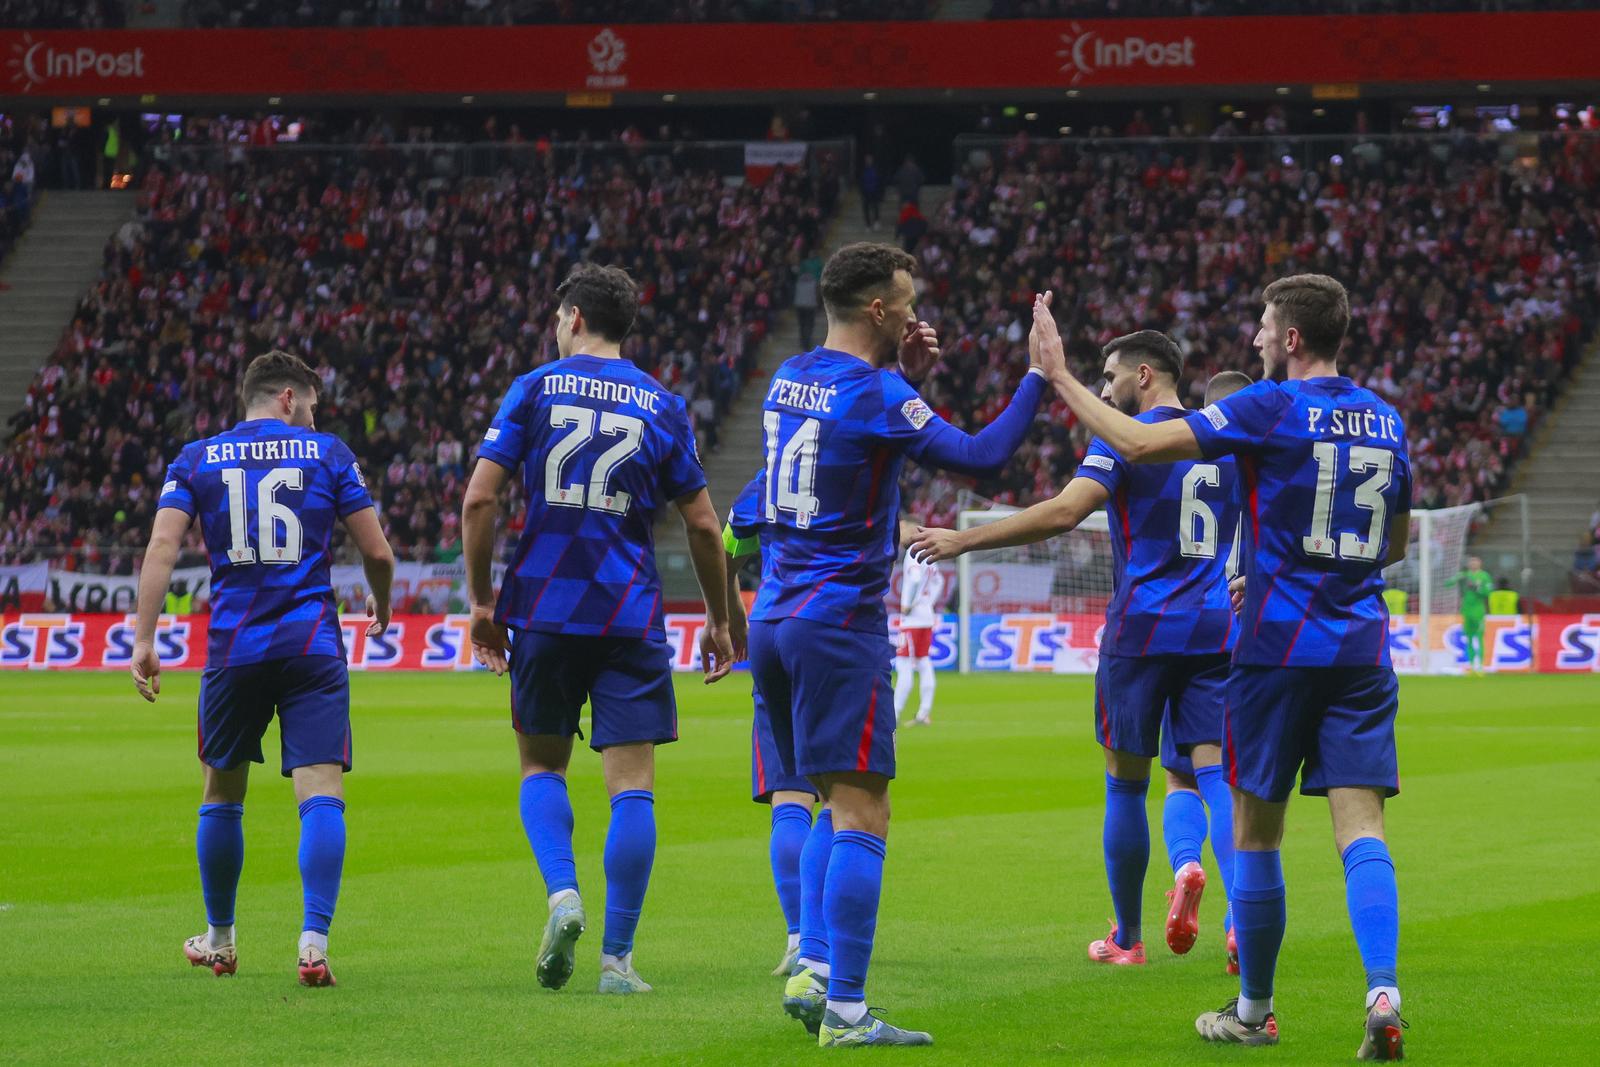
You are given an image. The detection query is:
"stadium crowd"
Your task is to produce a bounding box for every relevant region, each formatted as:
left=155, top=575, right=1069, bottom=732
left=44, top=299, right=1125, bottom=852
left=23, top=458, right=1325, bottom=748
left=0, top=0, right=126, bottom=27
left=894, top=133, right=1600, bottom=529
left=987, top=1, right=1598, bottom=16
left=0, top=149, right=829, bottom=569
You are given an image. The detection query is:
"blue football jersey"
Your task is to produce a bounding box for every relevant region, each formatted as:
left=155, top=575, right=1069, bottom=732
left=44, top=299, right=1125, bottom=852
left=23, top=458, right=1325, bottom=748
left=1075, top=407, right=1239, bottom=658
left=749, top=347, right=1045, bottom=634
left=158, top=418, right=374, bottom=668
left=1190, top=378, right=1412, bottom=667
left=479, top=354, right=705, bottom=640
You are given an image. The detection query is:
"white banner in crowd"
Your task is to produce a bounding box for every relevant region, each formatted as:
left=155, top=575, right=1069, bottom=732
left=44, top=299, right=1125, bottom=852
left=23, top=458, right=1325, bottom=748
left=42, top=566, right=211, bottom=613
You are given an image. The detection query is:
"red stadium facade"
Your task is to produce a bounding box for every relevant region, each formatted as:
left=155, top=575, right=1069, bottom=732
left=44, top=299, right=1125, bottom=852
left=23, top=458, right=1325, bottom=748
left=3, top=13, right=1600, bottom=99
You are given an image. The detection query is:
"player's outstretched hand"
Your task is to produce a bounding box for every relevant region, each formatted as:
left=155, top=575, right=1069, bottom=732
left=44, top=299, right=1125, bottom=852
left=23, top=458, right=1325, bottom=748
left=908, top=525, right=965, bottom=564
left=365, top=594, right=391, bottom=637
left=1031, top=292, right=1067, bottom=384
left=130, top=640, right=161, bottom=703
left=1229, top=574, right=1246, bottom=615
left=469, top=604, right=510, bottom=676
left=701, top=621, right=736, bottom=684
left=898, top=320, right=941, bottom=383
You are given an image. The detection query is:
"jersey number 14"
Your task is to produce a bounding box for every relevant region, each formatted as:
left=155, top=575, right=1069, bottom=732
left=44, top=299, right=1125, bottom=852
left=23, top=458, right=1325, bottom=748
left=763, top=413, right=820, bottom=528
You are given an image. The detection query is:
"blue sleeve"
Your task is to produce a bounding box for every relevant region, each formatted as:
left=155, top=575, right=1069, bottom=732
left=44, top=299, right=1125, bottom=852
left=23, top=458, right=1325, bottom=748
left=157, top=446, right=197, bottom=517
left=1073, top=436, right=1126, bottom=495
left=1189, top=380, right=1289, bottom=459
left=660, top=396, right=708, bottom=502
left=878, top=369, right=1045, bottom=478
left=728, top=472, right=765, bottom=539
left=330, top=439, right=375, bottom=518
left=478, top=375, right=533, bottom=472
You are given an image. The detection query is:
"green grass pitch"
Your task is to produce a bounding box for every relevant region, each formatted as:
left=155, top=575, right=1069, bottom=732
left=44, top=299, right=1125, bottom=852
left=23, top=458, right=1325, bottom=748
left=3, top=671, right=1597, bottom=1064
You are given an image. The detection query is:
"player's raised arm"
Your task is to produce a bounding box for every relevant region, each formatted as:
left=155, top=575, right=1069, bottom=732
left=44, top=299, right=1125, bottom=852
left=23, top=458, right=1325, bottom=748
left=462, top=456, right=512, bottom=675
left=675, top=487, right=735, bottom=683
left=1033, top=294, right=1203, bottom=464
left=130, top=506, right=193, bottom=702
left=909, top=475, right=1109, bottom=563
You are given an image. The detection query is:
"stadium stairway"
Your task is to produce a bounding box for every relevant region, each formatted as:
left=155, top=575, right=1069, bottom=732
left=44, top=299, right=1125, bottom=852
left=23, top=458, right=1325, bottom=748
left=0, top=190, right=137, bottom=421
left=1473, top=339, right=1600, bottom=593
left=652, top=185, right=953, bottom=597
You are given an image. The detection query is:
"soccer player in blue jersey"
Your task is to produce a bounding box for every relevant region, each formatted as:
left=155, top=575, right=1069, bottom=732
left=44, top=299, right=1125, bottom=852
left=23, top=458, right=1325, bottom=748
left=1034, top=276, right=1411, bottom=1060
left=723, top=476, right=821, bottom=978
left=910, top=331, right=1243, bottom=971
left=460, top=263, right=735, bottom=996
left=748, top=242, right=1060, bottom=1047
left=130, top=350, right=397, bottom=988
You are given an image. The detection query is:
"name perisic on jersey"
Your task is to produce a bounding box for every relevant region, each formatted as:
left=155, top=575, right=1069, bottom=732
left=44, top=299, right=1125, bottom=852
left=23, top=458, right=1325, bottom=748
left=1200, top=401, right=1403, bottom=445
left=766, top=378, right=839, bottom=414
left=542, top=372, right=661, bottom=414
left=202, top=438, right=323, bottom=465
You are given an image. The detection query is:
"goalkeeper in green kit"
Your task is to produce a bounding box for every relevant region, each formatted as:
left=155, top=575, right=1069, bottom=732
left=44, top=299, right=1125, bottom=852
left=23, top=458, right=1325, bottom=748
left=1448, top=557, right=1495, bottom=674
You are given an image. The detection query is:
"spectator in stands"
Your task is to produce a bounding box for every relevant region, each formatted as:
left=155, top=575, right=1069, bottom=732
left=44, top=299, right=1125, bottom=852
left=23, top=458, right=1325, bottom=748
left=893, top=153, right=926, bottom=210
left=860, top=154, right=884, bottom=231
left=793, top=251, right=822, bottom=351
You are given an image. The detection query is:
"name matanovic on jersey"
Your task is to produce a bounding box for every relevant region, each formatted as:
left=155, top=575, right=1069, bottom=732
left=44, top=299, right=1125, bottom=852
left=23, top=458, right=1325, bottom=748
left=478, top=354, right=705, bottom=640
left=158, top=418, right=375, bottom=668
left=1190, top=378, right=1412, bottom=667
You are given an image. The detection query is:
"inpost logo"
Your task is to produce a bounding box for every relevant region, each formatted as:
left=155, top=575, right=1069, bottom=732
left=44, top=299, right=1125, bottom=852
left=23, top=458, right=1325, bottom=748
left=8, top=34, right=146, bottom=93
left=1056, top=22, right=1195, bottom=85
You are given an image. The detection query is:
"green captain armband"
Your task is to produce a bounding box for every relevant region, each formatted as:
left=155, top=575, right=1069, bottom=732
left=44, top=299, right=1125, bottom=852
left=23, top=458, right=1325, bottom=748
left=724, top=522, right=760, bottom=559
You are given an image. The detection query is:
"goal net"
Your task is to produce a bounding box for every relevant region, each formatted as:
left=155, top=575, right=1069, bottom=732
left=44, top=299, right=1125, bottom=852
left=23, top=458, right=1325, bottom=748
left=955, top=500, right=1500, bottom=675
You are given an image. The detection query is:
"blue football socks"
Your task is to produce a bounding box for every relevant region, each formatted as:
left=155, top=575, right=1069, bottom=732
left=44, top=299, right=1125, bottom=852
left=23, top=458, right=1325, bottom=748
left=1103, top=773, right=1151, bottom=948
left=823, top=829, right=886, bottom=1004
left=297, top=795, right=346, bottom=936
left=1163, top=788, right=1207, bottom=872
left=770, top=803, right=813, bottom=935
left=602, top=789, right=656, bottom=957
left=1232, top=848, right=1287, bottom=1008
left=519, top=771, right=578, bottom=897
left=196, top=802, right=244, bottom=928
left=1342, top=836, right=1400, bottom=993
left=1195, top=764, right=1237, bottom=933
left=797, top=807, right=834, bottom=971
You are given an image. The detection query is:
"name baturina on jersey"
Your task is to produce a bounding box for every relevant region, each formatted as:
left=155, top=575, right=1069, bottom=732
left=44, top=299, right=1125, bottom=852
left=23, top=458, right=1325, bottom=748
left=766, top=378, right=839, bottom=414
left=540, top=372, right=662, bottom=414
left=202, top=438, right=323, bottom=465
left=1308, top=407, right=1403, bottom=445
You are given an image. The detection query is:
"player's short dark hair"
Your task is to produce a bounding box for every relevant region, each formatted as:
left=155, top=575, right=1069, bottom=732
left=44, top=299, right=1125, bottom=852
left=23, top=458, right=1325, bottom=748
left=1103, top=330, right=1182, bottom=383
left=556, top=263, right=638, bottom=343
left=1262, top=273, right=1350, bottom=358
left=1205, top=370, right=1254, bottom=405
left=820, top=242, right=917, bottom=317
left=240, top=349, right=319, bottom=408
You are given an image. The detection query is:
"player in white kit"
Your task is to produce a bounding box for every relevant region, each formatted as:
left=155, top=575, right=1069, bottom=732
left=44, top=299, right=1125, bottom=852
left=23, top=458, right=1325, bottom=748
left=894, top=519, right=945, bottom=726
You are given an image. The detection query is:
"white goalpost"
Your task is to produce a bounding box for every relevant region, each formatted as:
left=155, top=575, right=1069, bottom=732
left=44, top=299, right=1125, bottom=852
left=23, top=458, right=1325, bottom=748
left=954, top=500, right=1506, bottom=675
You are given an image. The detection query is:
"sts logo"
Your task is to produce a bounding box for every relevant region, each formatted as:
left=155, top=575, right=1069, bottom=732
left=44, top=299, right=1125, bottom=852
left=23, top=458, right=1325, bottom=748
left=421, top=615, right=483, bottom=671
left=102, top=614, right=192, bottom=667
left=1, top=614, right=86, bottom=669
left=973, top=614, right=1072, bottom=672
left=1555, top=614, right=1600, bottom=671
left=338, top=616, right=405, bottom=669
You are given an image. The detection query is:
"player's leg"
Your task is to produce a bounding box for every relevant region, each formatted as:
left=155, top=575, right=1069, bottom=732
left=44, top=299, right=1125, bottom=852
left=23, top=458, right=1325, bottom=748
left=1194, top=665, right=1310, bottom=1046
left=767, top=790, right=817, bottom=975
left=1302, top=666, right=1405, bottom=1059
left=1462, top=613, right=1486, bottom=673
left=785, top=620, right=926, bottom=1047
left=1161, top=765, right=1208, bottom=957
left=508, top=629, right=588, bottom=989
left=912, top=628, right=936, bottom=723
left=1190, top=743, right=1238, bottom=972
left=1089, top=654, right=1160, bottom=963
left=756, top=677, right=819, bottom=974
left=892, top=639, right=914, bottom=720
left=277, top=655, right=355, bottom=988
left=589, top=635, right=678, bottom=994
left=1170, top=655, right=1236, bottom=963
left=186, top=664, right=271, bottom=977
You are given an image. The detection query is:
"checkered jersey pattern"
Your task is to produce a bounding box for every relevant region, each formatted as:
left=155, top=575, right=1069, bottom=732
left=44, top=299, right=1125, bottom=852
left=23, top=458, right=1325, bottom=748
left=479, top=354, right=704, bottom=640
left=1191, top=378, right=1412, bottom=667
left=748, top=347, right=1043, bottom=634
left=1075, top=407, right=1239, bottom=658
left=159, top=419, right=374, bottom=668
